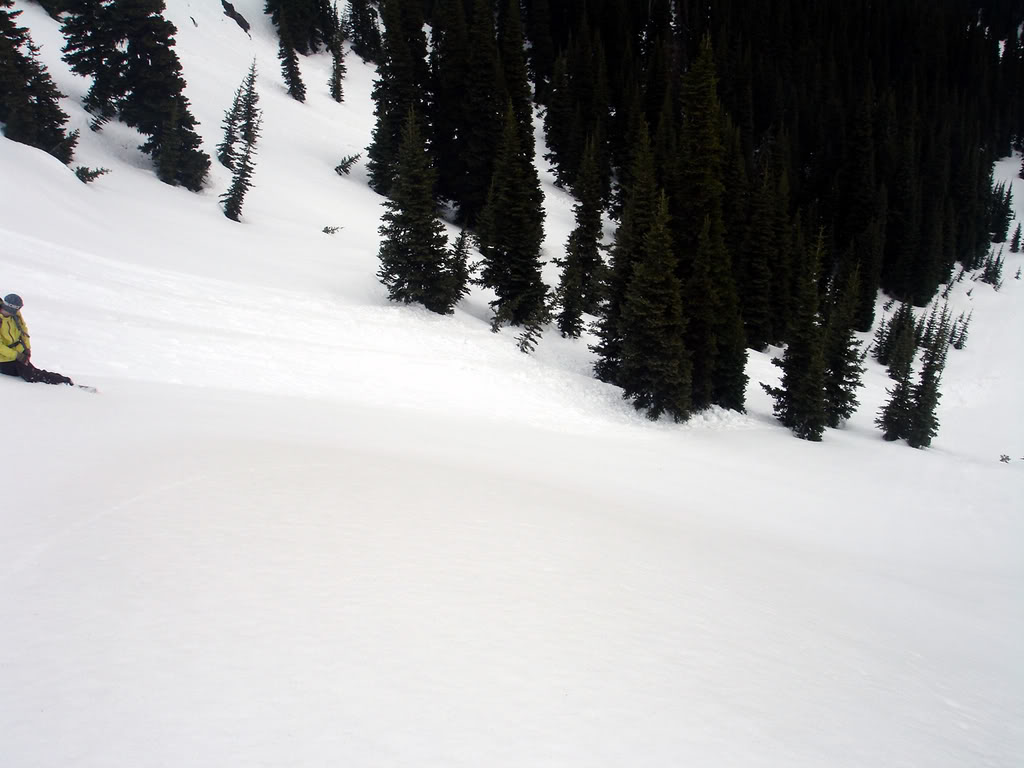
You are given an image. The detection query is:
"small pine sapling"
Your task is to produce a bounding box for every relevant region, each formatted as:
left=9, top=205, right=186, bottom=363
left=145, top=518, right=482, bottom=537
left=1010, top=223, right=1022, bottom=253
left=74, top=166, right=110, bottom=183
left=335, top=152, right=361, bottom=175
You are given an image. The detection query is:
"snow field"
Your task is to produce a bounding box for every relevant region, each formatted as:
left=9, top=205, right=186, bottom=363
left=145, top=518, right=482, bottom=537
left=1, top=1, right=1022, bottom=765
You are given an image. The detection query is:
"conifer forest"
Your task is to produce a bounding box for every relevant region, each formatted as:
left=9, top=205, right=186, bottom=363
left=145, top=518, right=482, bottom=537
left=2, top=0, right=1023, bottom=443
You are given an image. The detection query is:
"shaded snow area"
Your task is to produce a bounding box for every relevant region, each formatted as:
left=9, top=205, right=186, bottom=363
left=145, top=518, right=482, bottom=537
left=2, top=2, right=1022, bottom=765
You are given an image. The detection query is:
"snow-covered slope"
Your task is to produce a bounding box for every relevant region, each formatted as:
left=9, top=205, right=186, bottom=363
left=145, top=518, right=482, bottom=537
left=1, top=2, right=1022, bottom=765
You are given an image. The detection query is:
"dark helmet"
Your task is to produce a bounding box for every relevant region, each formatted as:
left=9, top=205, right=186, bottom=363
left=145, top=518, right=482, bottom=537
left=2, top=293, right=23, bottom=312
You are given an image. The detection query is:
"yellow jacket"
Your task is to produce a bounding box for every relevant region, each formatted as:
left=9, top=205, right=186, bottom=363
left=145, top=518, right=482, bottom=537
left=0, top=311, right=31, bottom=363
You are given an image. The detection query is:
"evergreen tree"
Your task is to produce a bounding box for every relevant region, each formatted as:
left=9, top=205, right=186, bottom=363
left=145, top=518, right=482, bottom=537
left=327, top=5, right=346, bottom=103
left=851, top=213, right=886, bottom=332
left=876, top=359, right=915, bottom=442
left=61, top=0, right=122, bottom=122
left=477, top=105, right=547, bottom=331
left=1010, top=222, right=1021, bottom=253
left=682, top=217, right=720, bottom=409
left=618, top=193, right=692, bottom=422
left=499, top=0, right=533, bottom=161
left=366, top=0, right=429, bottom=196
left=609, top=82, right=644, bottom=218
left=428, top=0, right=470, bottom=204
left=884, top=309, right=918, bottom=381
left=874, top=301, right=914, bottom=367
left=524, top=0, right=554, bottom=101
left=347, top=0, right=382, bottom=62
left=265, top=0, right=333, bottom=55
left=677, top=34, right=748, bottom=412
left=762, top=231, right=827, bottom=441
left=594, top=125, right=659, bottom=385
left=556, top=136, right=604, bottom=338
left=742, top=168, right=777, bottom=350
left=220, top=117, right=259, bottom=221
left=875, top=302, right=918, bottom=441
left=542, top=53, right=571, bottom=181
left=218, top=61, right=261, bottom=216
left=217, top=82, right=243, bottom=169
left=822, top=268, right=866, bottom=428
left=377, top=110, right=465, bottom=314
left=720, top=113, right=750, bottom=278
left=459, top=0, right=503, bottom=224
left=113, top=0, right=209, bottom=190
left=0, top=1, right=77, bottom=163
left=218, top=61, right=259, bottom=170
left=278, top=33, right=307, bottom=102
left=905, top=299, right=950, bottom=448
left=989, top=181, right=1013, bottom=243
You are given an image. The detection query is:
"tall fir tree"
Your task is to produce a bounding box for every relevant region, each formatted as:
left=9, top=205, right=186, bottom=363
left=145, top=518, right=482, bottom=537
left=618, top=192, right=692, bottom=422
left=741, top=168, right=777, bottom=351
left=906, top=305, right=951, bottom=448
left=498, top=0, right=534, bottom=162
left=377, top=110, right=465, bottom=314
left=875, top=308, right=917, bottom=441
left=677, top=34, right=747, bottom=412
left=218, top=61, right=259, bottom=170
left=428, top=0, right=470, bottom=204
left=884, top=305, right=918, bottom=380
left=593, top=124, right=659, bottom=385
left=458, top=0, right=503, bottom=224
left=556, top=136, right=604, bottom=338
left=61, top=0, right=122, bottom=122
left=347, top=0, right=381, bottom=62
left=217, top=82, right=244, bottom=170
left=822, top=268, right=866, bottom=428
left=278, top=30, right=307, bottom=102
left=327, top=5, right=346, bottom=103
left=876, top=365, right=914, bottom=442
left=763, top=231, right=828, bottom=441
left=366, top=0, right=429, bottom=196
left=110, top=0, right=209, bottom=190
left=542, top=52, right=571, bottom=180
left=220, top=117, right=259, bottom=221
left=524, top=0, right=554, bottom=101
left=265, top=0, right=333, bottom=55
left=477, top=105, right=547, bottom=332
left=683, top=217, right=720, bottom=409
left=0, top=0, right=77, bottom=163
left=873, top=301, right=915, bottom=368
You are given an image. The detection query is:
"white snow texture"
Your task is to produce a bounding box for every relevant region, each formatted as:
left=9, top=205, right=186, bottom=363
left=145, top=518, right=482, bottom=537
left=1, top=2, right=1022, bottom=766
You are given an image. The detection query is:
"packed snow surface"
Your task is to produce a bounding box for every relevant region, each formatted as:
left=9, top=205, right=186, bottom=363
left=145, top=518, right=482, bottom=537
left=1, top=2, right=1022, bottom=765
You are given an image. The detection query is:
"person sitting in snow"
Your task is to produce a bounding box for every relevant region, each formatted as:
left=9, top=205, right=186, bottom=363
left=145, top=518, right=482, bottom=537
left=0, top=293, right=74, bottom=386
